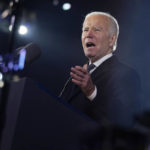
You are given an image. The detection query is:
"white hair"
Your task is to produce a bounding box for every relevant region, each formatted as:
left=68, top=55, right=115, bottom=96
left=85, top=11, right=119, bottom=51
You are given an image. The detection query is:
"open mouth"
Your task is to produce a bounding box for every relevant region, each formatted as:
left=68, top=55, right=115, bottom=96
left=86, top=42, right=96, bottom=48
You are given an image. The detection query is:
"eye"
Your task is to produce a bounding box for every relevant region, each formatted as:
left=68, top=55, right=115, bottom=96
left=95, top=29, right=100, bottom=31
left=83, top=28, right=89, bottom=32
left=94, top=27, right=102, bottom=32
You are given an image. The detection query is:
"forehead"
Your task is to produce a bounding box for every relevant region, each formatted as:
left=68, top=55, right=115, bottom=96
left=83, top=14, right=110, bottom=28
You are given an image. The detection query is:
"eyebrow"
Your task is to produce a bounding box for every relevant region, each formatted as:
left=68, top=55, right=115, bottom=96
left=82, top=26, right=88, bottom=29
left=82, top=26, right=103, bottom=30
left=94, top=26, right=103, bottom=30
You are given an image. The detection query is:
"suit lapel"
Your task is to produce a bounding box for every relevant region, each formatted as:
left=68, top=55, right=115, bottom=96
left=68, top=56, right=118, bottom=102
left=91, top=55, right=118, bottom=80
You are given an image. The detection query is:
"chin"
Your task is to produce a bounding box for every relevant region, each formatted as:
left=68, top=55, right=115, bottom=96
left=86, top=54, right=95, bottom=60
left=85, top=51, right=94, bottom=56
left=85, top=48, right=96, bottom=55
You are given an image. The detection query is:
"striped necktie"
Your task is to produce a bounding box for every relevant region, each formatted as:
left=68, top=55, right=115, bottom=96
left=88, top=64, right=95, bottom=72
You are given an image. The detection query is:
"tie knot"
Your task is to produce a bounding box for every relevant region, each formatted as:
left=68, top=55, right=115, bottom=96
left=88, top=64, right=95, bottom=72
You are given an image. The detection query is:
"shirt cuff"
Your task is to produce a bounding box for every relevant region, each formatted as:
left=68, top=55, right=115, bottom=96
left=87, top=86, right=97, bottom=101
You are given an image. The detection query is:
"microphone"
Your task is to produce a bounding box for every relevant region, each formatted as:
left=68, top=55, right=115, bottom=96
left=15, top=43, right=42, bottom=64
left=0, top=43, right=41, bottom=73
left=59, top=77, right=71, bottom=97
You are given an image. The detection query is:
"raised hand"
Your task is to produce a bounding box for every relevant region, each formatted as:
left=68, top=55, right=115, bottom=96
left=70, top=64, right=95, bottom=96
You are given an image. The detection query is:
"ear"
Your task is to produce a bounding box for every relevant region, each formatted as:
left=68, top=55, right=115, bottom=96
left=109, top=34, right=117, bottom=48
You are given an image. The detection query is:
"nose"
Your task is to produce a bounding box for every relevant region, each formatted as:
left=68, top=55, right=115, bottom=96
left=86, top=29, right=93, bottom=38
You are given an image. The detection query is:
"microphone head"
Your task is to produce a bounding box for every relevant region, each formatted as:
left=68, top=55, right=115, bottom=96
left=16, top=43, right=42, bottom=64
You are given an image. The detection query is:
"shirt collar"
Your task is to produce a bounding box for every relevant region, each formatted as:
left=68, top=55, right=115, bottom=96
left=89, top=53, right=113, bottom=68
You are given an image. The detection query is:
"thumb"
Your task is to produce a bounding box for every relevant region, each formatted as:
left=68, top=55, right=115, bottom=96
left=83, top=64, right=88, bottom=72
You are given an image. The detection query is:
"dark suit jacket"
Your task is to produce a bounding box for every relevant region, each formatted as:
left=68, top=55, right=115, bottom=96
left=60, top=55, right=142, bottom=128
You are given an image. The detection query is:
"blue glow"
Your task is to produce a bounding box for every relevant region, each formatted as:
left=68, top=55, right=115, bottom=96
left=147, top=145, right=150, bottom=150
left=14, top=64, right=19, bottom=71
left=3, top=67, right=8, bottom=73
left=8, top=61, right=14, bottom=70
left=0, top=72, right=3, bottom=80
left=0, top=55, right=3, bottom=62
left=18, top=49, right=26, bottom=70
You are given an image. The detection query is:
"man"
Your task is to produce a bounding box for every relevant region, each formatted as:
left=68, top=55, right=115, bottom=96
left=60, top=12, right=141, bottom=128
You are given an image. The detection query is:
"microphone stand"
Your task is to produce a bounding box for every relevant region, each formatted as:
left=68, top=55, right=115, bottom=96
left=0, top=0, right=23, bottom=143
left=9, top=0, right=23, bottom=53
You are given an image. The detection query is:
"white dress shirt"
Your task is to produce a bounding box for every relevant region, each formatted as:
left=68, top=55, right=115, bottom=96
left=87, top=53, right=113, bottom=101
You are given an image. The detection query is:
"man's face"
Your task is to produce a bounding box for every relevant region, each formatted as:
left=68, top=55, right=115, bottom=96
left=82, top=14, right=114, bottom=62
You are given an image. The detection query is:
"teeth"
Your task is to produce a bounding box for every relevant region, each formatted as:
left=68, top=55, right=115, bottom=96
left=86, top=42, right=95, bottom=47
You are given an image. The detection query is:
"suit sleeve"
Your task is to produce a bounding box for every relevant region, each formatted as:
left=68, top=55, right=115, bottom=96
left=91, top=69, right=142, bottom=127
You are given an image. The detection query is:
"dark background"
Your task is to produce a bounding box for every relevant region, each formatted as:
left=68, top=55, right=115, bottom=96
left=0, top=0, right=150, bottom=110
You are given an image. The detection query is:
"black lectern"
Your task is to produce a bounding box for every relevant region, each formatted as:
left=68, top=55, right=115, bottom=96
left=0, top=78, right=97, bottom=150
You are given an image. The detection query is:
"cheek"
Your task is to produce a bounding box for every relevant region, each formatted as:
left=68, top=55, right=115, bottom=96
left=96, top=36, right=107, bottom=47
left=81, top=34, right=84, bottom=41
left=81, top=38, right=85, bottom=47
